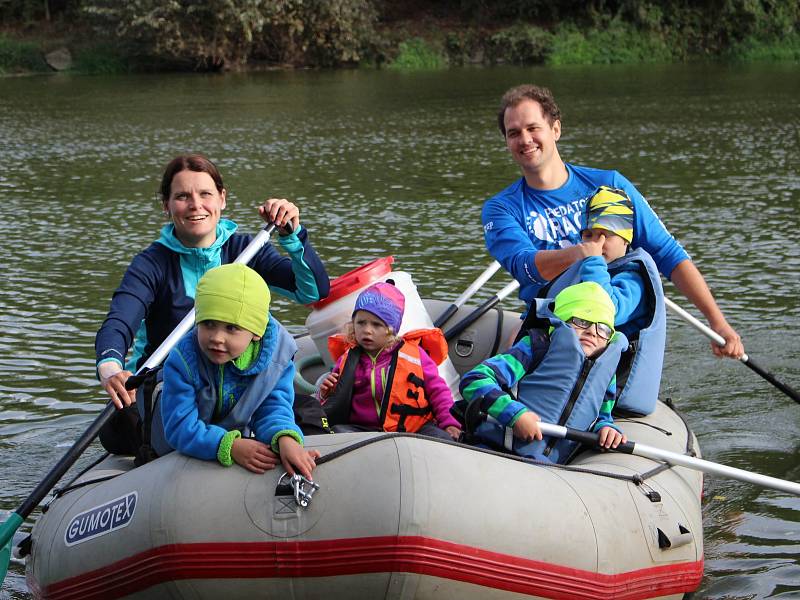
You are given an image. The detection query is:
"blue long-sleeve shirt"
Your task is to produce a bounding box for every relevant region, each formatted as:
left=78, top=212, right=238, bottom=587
left=482, top=164, right=689, bottom=305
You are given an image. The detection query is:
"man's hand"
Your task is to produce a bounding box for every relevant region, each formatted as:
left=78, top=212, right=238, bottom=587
left=710, top=321, right=744, bottom=359
left=579, top=232, right=605, bottom=257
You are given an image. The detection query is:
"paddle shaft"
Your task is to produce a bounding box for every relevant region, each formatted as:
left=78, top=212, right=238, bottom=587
left=433, top=261, right=502, bottom=329
left=1, top=223, right=277, bottom=543
left=539, top=422, right=800, bottom=496
left=664, top=297, right=800, bottom=403
left=444, top=279, right=520, bottom=341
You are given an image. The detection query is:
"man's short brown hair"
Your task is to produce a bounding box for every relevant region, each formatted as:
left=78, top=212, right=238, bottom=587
left=497, top=84, right=561, bottom=136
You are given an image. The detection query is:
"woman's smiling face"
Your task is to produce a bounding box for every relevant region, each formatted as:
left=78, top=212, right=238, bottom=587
left=164, top=169, right=227, bottom=248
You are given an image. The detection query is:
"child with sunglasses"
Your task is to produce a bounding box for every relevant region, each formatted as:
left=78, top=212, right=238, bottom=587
left=459, top=282, right=627, bottom=464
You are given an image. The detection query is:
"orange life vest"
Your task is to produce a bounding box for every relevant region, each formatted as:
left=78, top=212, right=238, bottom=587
left=325, top=329, right=448, bottom=433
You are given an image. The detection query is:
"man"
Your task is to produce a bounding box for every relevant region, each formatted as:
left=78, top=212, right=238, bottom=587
left=482, top=84, right=743, bottom=359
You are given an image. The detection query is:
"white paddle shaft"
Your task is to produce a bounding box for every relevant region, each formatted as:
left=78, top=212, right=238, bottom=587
left=539, top=422, right=800, bottom=496
left=453, top=261, right=503, bottom=307
left=664, top=297, right=749, bottom=362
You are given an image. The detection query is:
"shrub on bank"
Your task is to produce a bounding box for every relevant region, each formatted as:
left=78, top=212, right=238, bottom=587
left=485, top=24, right=552, bottom=65
left=0, top=34, right=48, bottom=74
left=0, top=0, right=798, bottom=74
left=81, top=0, right=379, bottom=70
left=72, top=43, right=131, bottom=74
left=389, top=38, right=445, bottom=70
left=725, top=33, right=800, bottom=62
left=547, top=23, right=675, bottom=65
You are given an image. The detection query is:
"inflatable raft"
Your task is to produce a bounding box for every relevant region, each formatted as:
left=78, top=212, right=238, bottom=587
left=25, top=295, right=704, bottom=600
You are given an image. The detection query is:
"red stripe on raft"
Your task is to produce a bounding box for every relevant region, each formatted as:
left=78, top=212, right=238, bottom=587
left=40, top=535, right=703, bottom=600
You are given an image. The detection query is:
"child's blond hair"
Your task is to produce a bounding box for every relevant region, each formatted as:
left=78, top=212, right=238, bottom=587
left=342, top=320, right=399, bottom=353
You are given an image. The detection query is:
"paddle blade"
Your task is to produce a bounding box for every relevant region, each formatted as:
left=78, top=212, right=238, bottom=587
left=0, top=512, right=23, bottom=583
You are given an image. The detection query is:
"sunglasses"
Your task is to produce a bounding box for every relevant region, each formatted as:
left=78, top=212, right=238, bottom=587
left=567, top=317, right=614, bottom=341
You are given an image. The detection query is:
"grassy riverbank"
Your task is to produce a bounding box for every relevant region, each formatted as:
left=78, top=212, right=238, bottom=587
left=1, top=1, right=798, bottom=75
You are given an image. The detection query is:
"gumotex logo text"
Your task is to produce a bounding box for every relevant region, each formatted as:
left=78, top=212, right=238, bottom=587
left=64, top=492, right=137, bottom=546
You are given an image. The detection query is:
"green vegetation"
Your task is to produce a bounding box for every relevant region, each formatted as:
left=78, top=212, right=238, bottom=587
left=485, top=24, right=551, bottom=65
left=389, top=38, right=445, bottom=70
left=80, top=0, right=379, bottom=71
left=0, top=35, right=49, bottom=74
left=725, top=33, right=800, bottom=62
left=0, top=0, right=797, bottom=74
left=72, top=44, right=130, bottom=75
left=547, top=23, right=675, bottom=65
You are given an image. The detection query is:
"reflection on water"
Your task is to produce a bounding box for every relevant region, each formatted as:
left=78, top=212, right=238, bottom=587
left=1, top=63, right=798, bottom=598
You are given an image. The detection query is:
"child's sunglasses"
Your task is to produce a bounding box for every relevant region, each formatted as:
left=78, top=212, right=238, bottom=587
left=567, top=317, right=614, bottom=340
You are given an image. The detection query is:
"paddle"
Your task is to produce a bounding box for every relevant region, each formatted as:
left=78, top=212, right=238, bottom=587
left=433, top=260, right=502, bottom=329
left=538, top=422, right=800, bottom=496
left=0, top=223, right=278, bottom=582
left=443, top=279, right=521, bottom=341
left=664, top=297, right=800, bottom=404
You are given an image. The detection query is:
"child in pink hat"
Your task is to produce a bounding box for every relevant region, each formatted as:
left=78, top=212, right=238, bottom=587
left=319, top=282, right=461, bottom=441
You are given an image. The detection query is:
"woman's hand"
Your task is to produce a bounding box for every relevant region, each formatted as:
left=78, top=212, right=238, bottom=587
left=259, top=198, right=300, bottom=234
left=318, top=371, right=339, bottom=402
left=98, top=362, right=137, bottom=409
left=596, top=426, right=627, bottom=449
left=512, top=410, right=542, bottom=442
left=278, top=436, right=320, bottom=480
left=231, top=438, right=280, bottom=474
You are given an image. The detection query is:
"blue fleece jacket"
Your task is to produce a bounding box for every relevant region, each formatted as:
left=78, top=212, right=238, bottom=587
left=482, top=164, right=689, bottom=305
left=160, top=316, right=302, bottom=461
left=578, top=255, right=648, bottom=330
left=95, top=219, right=329, bottom=372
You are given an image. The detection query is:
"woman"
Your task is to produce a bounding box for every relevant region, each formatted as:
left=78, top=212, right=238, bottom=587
left=95, top=153, right=329, bottom=410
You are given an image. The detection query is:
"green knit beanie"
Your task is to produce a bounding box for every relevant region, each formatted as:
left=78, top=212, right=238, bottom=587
left=553, top=282, right=615, bottom=331
left=195, top=264, right=270, bottom=336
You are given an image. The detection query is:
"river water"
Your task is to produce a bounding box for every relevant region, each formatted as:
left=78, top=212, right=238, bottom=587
left=1, top=64, right=798, bottom=598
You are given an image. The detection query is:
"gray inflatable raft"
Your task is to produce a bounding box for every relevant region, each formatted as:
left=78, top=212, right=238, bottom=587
left=26, top=300, right=704, bottom=599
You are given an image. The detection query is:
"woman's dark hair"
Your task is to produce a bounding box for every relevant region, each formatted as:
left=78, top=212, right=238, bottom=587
left=159, top=154, right=225, bottom=202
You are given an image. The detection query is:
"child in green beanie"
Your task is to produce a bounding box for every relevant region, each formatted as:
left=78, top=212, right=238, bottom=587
left=160, top=263, right=319, bottom=477
left=459, top=282, right=627, bottom=464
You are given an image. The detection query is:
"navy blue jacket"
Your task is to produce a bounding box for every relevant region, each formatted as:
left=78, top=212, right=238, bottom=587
left=95, top=219, right=329, bottom=372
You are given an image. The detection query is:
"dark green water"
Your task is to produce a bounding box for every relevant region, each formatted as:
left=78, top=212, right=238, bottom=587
left=1, top=64, right=799, bottom=598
